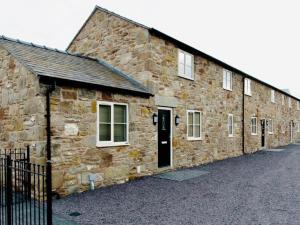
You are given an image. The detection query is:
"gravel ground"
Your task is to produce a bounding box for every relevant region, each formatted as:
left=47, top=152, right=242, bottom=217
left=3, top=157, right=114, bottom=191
left=53, top=144, right=300, bottom=225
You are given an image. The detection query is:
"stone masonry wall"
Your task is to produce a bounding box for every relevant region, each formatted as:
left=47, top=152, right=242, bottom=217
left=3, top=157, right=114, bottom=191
left=245, top=80, right=300, bottom=153
left=65, top=8, right=245, bottom=195
left=0, top=46, right=47, bottom=164
left=49, top=86, right=156, bottom=196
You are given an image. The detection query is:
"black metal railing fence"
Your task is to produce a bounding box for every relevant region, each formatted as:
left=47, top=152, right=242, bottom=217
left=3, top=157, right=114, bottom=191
left=0, top=147, right=51, bottom=225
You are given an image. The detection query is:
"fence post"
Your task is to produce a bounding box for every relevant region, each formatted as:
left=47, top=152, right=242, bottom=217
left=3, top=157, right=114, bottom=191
left=6, top=155, right=12, bottom=225
left=26, top=146, right=31, bottom=200
left=46, top=161, right=52, bottom=225
left=26, top=145, right=30, bottom=163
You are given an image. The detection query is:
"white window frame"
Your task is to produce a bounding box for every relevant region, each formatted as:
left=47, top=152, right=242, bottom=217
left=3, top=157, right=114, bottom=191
left=223, top=69, right=232, bottom=91
left=297, top=123, right=300, bottom=133
left=288, top=97, right=291, bottom=108
left=297, top=101, right=300, bottom=110
left=228, top=114, right=234, bottom=137
left=96, top=101, right=129, bottom=147
left=244, top=78, right=251, bottom=96
left=271, top=90, right=275, bottom=103
left=178, top=49, right=194, bottom=80
left=268, top=119, right=274, bottom=134
left=282, top=95, right=285, bottom=105
left=251, top=117, right=257, bottom=135
left=187, top=110, right=202, bottom=140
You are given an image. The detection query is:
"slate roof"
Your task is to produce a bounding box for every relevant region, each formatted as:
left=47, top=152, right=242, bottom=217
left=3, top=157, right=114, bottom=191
left=0, top=36, right=151, bottom=96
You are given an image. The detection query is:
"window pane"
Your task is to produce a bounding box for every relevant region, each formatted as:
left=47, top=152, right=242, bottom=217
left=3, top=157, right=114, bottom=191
left=114, top=105, right=126, bottom=123
left=185, top=65, right=192, bottom=77
left=223, top=72, right=226, bottom=88
left=114, top=124, right=126, bottom=142
left=194, top=112, right=200, bottom=125
left=188, top=112, right=193, bottom=125
left=179, top=52, right=185, bottom=65
left=99, top=105, right=111, bottom=123
left=227, top=73, right=231, bottom=89
left=188, top=125, right=193, bottom=137
left=185, top=54, right=192, bottom=66
left=99, top=124, right=111, bottom=141
left=179, top=63, right=185, bottom=75
left=195, top=125, right=201, bottom=137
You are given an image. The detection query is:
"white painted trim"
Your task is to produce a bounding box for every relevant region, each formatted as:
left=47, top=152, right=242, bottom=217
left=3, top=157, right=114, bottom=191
left=251, top=117, right=258, bottom=135
left=96, top=101, right=129, bottom=147
left=158, top=107, right=173, bottom=168
left=178, top=49, right=194, bottom=80
left=268, top=119, right=274, bottom=134
left=187, top=110, right=203, bottom=140
left=244, top=78, right=252, bottom=96
left=228, top=114, right=234, bottom=137
left=223, top=69, right=233, bottom=91
left=271, top=90, right=276, bottom=103
left=290, top=121, right=293, bottom=143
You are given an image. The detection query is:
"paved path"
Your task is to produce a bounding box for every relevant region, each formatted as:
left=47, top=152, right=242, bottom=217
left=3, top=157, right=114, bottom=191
left=53, top=144, right=300, bottom=225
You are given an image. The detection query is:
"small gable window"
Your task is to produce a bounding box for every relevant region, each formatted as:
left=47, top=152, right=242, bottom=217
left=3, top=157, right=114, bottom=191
left=244, top=78, right=251, bottom=96
left=223, top=69, right=232, bottom=91
left=178, top=49, right=194, bottom=80
left=271, top=90, right=275, bottom=103
left=288, top=97, right=291, bottom=108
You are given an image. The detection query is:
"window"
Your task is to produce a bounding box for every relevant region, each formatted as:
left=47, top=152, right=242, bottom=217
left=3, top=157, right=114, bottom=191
left=271, top=90, right=275, bottom=103
left=298, top=123, right=300, bottom=132
left=187, top=110, right=202, bottom=140
left=288, top=97, right=291, bottom=108
left=297, top=102, right=300, bottom=110
left=223, top=69, right=232, bottom=91
left=178, top=50, right=194, bottom=80
left=282, top=95, right=285, bottom=105
left=251, top=117, right=257, bottom=135
left=97, top=101, right=128, bottom=147
left=268, top=119, right=273, bottom=134
left=244, top=78, right=251, bottom=96
left=228, top=114, right=234, bottom=137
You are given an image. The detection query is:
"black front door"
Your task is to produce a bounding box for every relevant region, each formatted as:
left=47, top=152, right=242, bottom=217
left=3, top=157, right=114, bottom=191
left=158, top=109, right=171, bottom=168
left=261, top=119, right=266, bottom=147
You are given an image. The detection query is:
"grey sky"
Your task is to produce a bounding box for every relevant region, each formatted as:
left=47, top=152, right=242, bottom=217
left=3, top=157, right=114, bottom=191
left=1, top=0, right=299, bottom=98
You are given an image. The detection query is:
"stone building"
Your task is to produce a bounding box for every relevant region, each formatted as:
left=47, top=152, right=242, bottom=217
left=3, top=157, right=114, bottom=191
left=0, top=6, right=300, bottom=196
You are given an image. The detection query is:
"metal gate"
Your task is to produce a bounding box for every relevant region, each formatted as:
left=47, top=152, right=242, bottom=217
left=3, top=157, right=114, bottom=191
left=0, top=147, right=52, bottom=225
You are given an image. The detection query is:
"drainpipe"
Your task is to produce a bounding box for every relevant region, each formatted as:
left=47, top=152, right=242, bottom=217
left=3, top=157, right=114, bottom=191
left=242, top=77, right=245, bottom=154
left=45, top=83, right=55, bottom=225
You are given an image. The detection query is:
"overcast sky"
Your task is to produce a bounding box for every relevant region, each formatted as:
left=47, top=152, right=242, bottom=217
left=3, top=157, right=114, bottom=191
left=0, top=0, right=299, bottom=98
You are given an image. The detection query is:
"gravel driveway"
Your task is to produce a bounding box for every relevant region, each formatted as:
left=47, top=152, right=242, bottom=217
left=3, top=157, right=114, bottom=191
left=53, top=144, right=300, bottom=225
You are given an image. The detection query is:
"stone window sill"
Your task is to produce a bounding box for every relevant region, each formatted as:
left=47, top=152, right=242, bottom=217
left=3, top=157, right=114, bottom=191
left=96, top=142, right=130, bottom=148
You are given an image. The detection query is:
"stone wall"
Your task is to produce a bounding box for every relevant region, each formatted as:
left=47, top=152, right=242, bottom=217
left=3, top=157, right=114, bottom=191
left=65, top=8, right=246, bottom=195
left=0, top=46, right=46, bottom=164
left=1, top=8, right=299, bottom=197
left=245, top=80, right=300, bottom=153
left=49, top=86, right=157, bottom=195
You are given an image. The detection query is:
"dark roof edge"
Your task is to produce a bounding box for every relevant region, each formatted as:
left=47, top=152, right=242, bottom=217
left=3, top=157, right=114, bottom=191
left=66, top=5, right=149, bottom=51
left=39, top=76, right=151, bottom=98
left=149, top=28, right=300, bottom=101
